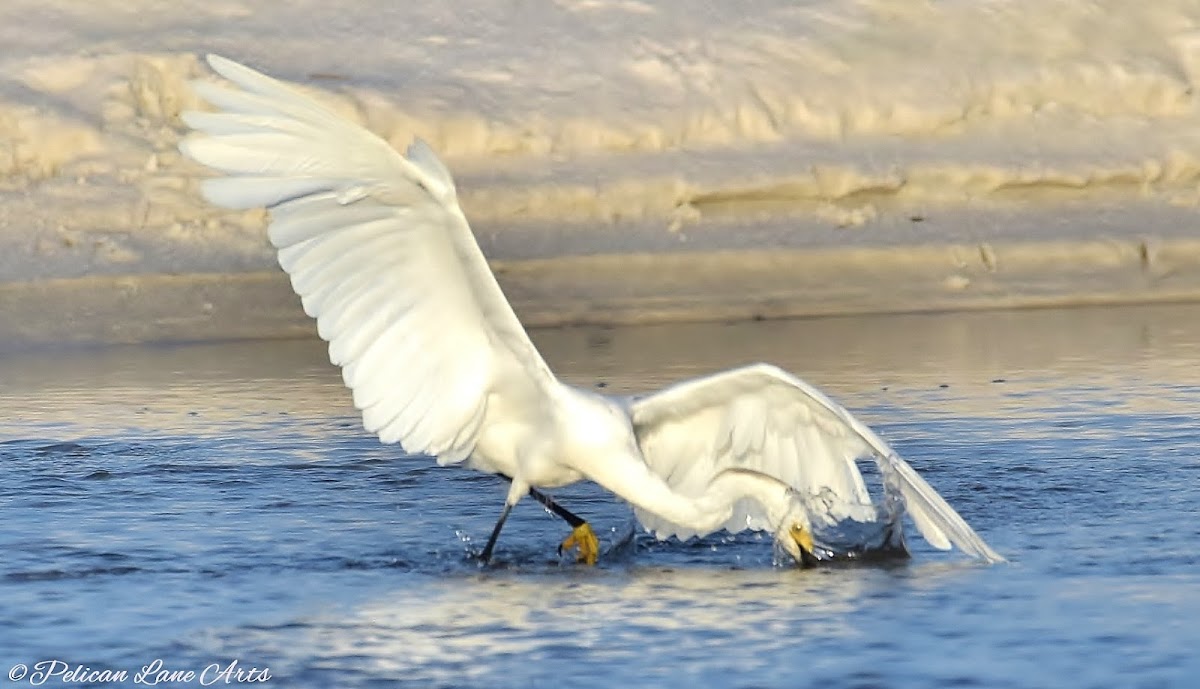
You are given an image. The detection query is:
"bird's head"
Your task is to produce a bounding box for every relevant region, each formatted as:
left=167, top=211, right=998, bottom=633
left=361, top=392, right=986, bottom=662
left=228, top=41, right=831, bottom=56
left=775, top=501, right=820, bottom=567
left=712, top=468, right=823, bottom=567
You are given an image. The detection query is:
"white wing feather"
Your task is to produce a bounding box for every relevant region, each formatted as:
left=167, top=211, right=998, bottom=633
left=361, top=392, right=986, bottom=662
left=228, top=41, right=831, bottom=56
left=180, top=54, right=552, bottom=463
left=630, top=363, right=1004, bottom=563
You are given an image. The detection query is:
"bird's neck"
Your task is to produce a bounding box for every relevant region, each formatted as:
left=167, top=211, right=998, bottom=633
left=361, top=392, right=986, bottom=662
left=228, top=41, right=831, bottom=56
left=704, top=468, right=795, bottom=527
left=647, top=468, right=797, bottom=537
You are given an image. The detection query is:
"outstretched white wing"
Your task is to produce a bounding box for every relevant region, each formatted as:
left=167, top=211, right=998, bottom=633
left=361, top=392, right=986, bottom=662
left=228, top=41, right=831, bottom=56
left=630, top=363, right=1004, bottom=562
left=180, top=55, right=553, bottom=464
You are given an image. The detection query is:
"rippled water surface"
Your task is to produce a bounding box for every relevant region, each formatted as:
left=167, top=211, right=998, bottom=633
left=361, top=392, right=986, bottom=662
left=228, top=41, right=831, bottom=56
left=3, top=305, right=1199, bottom=688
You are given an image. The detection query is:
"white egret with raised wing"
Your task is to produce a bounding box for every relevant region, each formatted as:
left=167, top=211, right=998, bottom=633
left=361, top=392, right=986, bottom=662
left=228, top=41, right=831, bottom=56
left=180, top=55, right=1004, bottom=567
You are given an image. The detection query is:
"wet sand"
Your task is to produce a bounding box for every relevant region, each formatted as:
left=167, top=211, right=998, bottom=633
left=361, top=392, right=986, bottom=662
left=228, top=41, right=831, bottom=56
left=4, top=203, right=1200, bottom=348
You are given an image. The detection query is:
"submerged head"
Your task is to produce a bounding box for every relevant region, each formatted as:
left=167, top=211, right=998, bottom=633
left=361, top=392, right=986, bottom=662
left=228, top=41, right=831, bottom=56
left=713, top=468, right=822, bottom=567
left=777, top=518, right=819, bottom=567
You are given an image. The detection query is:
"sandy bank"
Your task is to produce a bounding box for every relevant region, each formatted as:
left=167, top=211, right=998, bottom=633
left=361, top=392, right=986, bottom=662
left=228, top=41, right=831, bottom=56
left=3, top=1, right=1200, bottom=346
left=4, top=212, right=1198, bottom=348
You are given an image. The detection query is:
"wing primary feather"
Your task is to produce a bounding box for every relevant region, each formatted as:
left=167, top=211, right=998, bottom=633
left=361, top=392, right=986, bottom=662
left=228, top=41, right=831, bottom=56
left=881, top=453, right=1006, bottom=563
left=379, top=369, right=444, bottom=446
left=201, top=55, right=347, bottom=126
left=287, top=229, right=406, bottom=298
left=444, top=397, right=489, bottom=462
left=277, top=216, right=400, bottom=276
left=182, top=110, right=323, bottom=137
left=322, top=289, right=408, bottom=360
left=300, top=262, right=382, bottom=323
left=269, top=203, right=396, bottom=248
left=195, top=176, right=342, bottom=209
left=188, top=81, right=338, bottom=129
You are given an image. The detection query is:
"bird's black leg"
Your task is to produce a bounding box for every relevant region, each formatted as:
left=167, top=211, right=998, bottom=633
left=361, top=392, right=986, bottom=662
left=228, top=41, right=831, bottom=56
left=493, top=474, right=599, bottom=563
left=494, top=473, right=586, bottom=528
left=479, top=501, right=513, bottom=564
left=528, top=487, right=586, bottom=529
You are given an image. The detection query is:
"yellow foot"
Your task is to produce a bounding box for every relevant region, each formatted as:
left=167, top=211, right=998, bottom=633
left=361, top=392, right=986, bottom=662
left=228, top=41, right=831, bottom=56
left=560, top=523, right=600, bottom=565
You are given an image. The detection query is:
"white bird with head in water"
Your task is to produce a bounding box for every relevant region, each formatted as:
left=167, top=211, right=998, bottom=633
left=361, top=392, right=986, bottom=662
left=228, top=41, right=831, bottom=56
left=180, top=55, right=1004, bottom=567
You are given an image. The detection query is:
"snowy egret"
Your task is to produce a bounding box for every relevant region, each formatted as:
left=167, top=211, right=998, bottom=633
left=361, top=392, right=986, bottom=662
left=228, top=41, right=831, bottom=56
left=180, top=55, right=1004, bottom=566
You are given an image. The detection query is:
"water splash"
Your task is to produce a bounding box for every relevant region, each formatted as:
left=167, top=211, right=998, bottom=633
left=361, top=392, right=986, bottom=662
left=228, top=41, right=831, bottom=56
left=799, top=456, right=910, bottom=563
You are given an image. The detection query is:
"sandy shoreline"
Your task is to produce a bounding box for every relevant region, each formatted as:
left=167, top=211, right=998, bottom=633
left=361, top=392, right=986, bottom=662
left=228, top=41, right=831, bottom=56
left=4, top=1, right=1200, bottom=346
left=4, top=227, right=1198, bottom=348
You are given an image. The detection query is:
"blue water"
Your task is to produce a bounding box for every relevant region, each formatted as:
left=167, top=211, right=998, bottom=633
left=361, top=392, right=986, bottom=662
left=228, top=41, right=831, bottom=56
left=3, top=304, right=1199, bottom=688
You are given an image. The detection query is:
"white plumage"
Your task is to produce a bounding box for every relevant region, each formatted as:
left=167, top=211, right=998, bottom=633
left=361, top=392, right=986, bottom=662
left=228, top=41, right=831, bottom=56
left=181, top=54, right=1004, bottom=566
